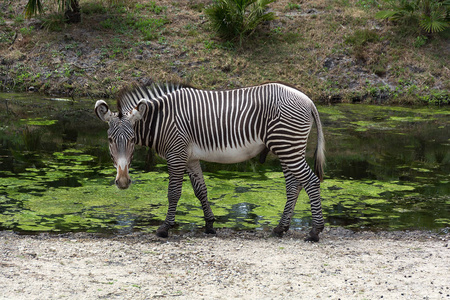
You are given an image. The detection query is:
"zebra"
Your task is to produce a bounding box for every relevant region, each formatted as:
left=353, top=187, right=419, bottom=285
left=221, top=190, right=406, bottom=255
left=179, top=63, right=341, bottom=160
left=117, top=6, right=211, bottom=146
left=95, top=81, right=326, bottom=242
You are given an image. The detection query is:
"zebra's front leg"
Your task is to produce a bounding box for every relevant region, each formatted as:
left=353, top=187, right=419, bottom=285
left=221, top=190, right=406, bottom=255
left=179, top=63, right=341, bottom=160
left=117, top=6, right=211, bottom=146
left=156, top=159, right=186, bottom=238
left=273, top=164, right=302, bottom=237
left=187, top=161, right=216, bottom=234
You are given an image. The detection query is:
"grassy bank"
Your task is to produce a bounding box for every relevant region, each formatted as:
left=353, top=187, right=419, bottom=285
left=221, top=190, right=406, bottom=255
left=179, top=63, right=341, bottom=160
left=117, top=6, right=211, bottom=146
left=1, top=0, right=449, bottom=104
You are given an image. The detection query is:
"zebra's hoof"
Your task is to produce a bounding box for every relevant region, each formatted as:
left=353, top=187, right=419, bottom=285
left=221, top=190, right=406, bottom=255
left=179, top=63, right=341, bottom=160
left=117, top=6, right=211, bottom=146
left=156, top=226, right=169, bottom=238
left=304, top=233, right=320, bottom=242
left=205, top=227, right=216, bottom=234
left=304, top=227, right=323, bottom=242
left=205, top=219, right=216, bottom=234
left=271, top=226, right=285, bottom=237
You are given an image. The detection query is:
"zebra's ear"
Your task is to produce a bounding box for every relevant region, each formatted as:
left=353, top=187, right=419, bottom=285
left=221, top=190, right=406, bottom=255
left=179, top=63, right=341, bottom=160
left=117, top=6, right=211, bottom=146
left=95, top=100, right=113, bottom=122
left=129, top=99, right=148, bottom=124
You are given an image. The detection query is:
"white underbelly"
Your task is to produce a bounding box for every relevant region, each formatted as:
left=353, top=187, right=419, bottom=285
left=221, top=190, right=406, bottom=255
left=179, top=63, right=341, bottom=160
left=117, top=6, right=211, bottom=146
left=191, top=142, right=265, bottom=163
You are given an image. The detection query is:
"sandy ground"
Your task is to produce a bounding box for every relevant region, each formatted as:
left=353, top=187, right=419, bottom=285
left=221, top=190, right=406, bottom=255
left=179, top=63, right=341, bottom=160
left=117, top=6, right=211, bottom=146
left=1, top=228, right=449, bottom=300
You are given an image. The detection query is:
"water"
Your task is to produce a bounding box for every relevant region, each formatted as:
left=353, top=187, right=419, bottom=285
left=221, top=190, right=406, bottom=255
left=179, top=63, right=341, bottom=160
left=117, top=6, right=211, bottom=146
left=0, top=93, right=449, bottom=234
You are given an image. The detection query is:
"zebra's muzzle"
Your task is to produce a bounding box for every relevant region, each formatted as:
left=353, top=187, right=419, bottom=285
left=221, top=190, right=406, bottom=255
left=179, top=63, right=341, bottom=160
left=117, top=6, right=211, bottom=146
left=115, top=165, right=131, bottom=189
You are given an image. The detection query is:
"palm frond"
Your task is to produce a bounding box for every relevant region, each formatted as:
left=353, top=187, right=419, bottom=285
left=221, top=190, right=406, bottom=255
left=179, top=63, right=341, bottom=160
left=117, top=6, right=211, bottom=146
left=419, top=15, right=449, bottom=32
left=25, top=0, right=44, bottom=18
left=375, top=10, right=403, bottom=20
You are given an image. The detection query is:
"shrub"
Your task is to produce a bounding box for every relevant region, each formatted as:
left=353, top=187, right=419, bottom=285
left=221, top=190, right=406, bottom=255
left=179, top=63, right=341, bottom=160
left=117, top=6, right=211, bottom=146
left=375, top=0, right=450, bottom=34
left=205, top=0, right=277, bottom=46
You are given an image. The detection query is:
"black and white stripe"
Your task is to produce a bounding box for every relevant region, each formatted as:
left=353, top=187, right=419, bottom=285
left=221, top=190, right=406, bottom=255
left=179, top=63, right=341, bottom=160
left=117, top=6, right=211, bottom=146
left=97, top=81, right=325, bottom=241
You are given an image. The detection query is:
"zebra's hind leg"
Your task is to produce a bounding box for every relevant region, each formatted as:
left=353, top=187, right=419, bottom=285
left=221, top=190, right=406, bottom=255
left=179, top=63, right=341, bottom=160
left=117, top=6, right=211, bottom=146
left=273, top=163, right=302, bottom=237
left=303, top=179, right=325, bottom=242
left=279, top=159, right=325, bottom=242
left=187, top=160, right=216, bottom=235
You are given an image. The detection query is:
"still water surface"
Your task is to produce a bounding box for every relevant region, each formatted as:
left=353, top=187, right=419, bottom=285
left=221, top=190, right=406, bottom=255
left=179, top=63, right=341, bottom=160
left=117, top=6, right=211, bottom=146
left=0, top=93, right=449, bottom=234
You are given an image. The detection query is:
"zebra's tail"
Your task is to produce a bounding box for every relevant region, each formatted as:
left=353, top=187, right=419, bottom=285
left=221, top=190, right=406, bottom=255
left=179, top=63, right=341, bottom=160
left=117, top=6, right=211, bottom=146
left=311, top=103, right=325, bottom=182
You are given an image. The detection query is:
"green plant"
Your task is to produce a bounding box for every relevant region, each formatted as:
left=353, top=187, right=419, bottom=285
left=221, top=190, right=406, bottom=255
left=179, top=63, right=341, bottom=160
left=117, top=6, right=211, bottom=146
left=42, top=13, right=66, bottom=31
left=419, top=0, right=449, bottom=33
left=356, top=0, right=382, bottom=8
left=271, top=26, right=282, bottom=34
left=285, top=2, right=301, bottom=10
left=189, top=2, right=206, bottom=12
left=63, top=64, right=72, bottom=77
left=413, top=34, right=428, bottom=46
left=134, top=1, right=166, bottom=14
left=100, top=18, right=113, bottom=29
left=64, top=42, right=78, bottom=50
left=419, top=89, right=450, bottom=104
left=205, top=0, right=277, bottom=46
left=25, top=0, right=81, bottom=23
left=184, top=23, right=199, bottom=36
left=376, top=0, right=450, bottom=34
left=345, top=29, right=380, bottom=62
left=24, top=0, right=44, bottom=18
left=20, top=26, right=34, bottom=36
left=135, top=17, right=168, bottom=40
left=204, top=39, right=236, bottom=50
left=81, top=2, right=106, bottom=15
left=0, top=28, right=15, bottom=44
left=371, top=61, right=388, bottom=76
left=14, top=15, right=25, bottom=24
left=345, top=29, right=380, bottom=46
left=149, top=1, right=167, bottom=14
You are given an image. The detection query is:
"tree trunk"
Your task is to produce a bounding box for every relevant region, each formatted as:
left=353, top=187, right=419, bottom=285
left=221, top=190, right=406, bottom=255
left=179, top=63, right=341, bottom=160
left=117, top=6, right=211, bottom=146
left=65, top=0, right=81, bottom=24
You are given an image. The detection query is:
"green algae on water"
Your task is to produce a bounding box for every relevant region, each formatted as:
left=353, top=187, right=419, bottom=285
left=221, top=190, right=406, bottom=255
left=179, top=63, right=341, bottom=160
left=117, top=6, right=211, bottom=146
left=1, top=100, right=449, bottom=234
left=21, top=118, right=58, bottom=126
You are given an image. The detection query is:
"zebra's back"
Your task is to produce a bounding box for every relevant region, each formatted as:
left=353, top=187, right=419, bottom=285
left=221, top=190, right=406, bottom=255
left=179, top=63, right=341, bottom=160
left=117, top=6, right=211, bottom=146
left=173, top=83, right=314, bottom=162
left=173, top=84, right=279, bottom=163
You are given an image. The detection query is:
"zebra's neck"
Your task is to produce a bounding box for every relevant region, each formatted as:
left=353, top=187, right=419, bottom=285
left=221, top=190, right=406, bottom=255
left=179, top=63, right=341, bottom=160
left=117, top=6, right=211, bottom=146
left=133, top=98, right=157, bottom=150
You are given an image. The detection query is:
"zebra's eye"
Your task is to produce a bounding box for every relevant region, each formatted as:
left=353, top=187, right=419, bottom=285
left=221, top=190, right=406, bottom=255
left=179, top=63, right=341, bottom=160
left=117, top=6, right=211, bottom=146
left=108, top=137, right=113, bottom=143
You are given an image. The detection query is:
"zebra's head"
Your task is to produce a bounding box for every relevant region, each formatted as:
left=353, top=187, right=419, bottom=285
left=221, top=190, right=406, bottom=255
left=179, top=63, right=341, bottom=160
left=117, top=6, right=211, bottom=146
left=95, top=99, right=147, bottom=189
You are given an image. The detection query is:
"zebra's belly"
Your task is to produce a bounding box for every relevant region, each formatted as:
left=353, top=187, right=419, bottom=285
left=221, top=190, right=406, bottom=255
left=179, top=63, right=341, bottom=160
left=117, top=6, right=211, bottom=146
left=191, top=142, right=266, bottom=164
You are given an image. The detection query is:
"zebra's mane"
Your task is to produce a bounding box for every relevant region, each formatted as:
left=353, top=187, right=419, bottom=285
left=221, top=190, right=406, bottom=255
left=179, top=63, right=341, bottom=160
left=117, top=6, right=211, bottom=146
left=117, top=81, right=194, bottom=117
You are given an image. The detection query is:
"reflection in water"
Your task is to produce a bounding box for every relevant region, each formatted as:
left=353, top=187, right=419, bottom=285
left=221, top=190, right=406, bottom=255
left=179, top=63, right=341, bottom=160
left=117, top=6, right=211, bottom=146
left=0, top=94, right=449, bottom=234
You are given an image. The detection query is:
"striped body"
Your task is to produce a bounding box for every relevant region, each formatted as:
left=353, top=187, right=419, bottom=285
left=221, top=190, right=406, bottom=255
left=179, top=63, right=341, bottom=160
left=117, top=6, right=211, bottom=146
left=95, top=82, right=325, bottom=241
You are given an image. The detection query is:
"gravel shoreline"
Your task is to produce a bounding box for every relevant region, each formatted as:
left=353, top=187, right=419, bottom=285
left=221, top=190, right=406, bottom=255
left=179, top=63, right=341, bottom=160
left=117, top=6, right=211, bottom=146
left=1, top=228, right=449, bottom=299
